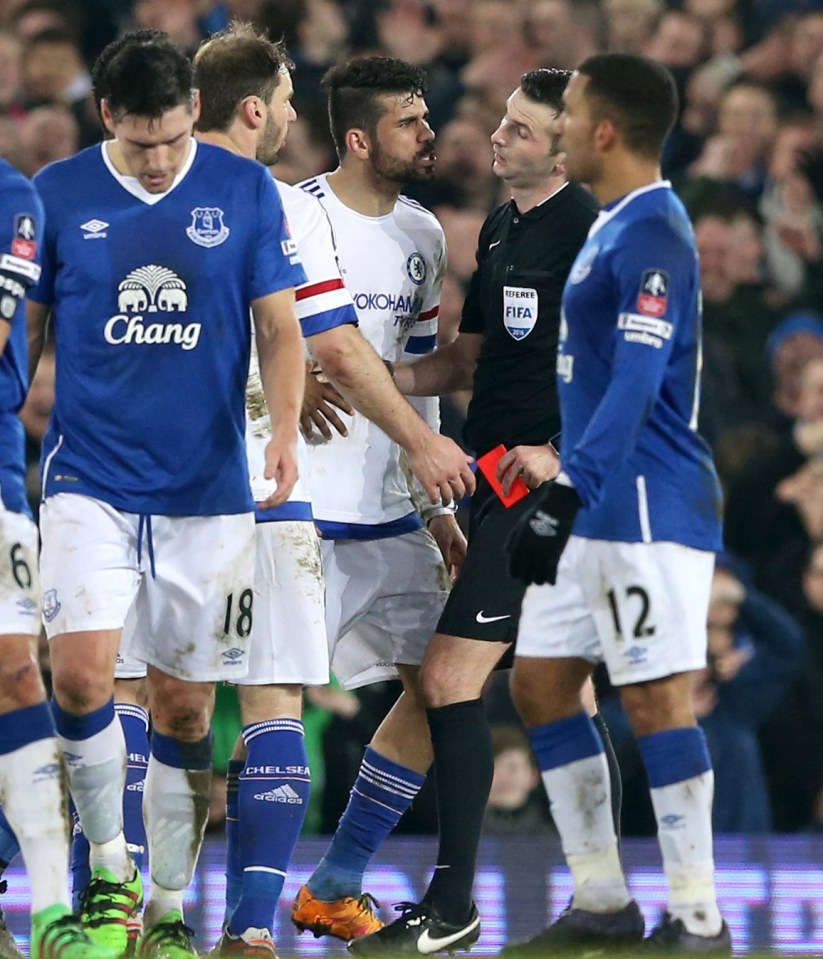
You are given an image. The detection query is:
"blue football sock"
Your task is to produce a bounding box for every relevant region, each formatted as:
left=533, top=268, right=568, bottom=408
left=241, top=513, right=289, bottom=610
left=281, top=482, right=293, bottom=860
left=0, top=805, right=20, bottom=866
left=309, top=746, right=425, bottom=900
left=116, top=703, right=149, bottom=873
left=69, top=799, right=89, bottom=912
left=223, top=757, right=244, bottom=925
left=228, top=720, right=310, bottom=936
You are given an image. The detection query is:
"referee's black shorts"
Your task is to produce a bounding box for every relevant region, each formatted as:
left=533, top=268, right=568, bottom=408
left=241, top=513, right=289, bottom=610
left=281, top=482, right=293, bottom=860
left=435, top=474, right=534, bottom=645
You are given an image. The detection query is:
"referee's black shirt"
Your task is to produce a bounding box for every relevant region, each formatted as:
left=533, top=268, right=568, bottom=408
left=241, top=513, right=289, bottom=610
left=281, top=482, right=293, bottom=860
left=460, top=182, right=598, bottom=458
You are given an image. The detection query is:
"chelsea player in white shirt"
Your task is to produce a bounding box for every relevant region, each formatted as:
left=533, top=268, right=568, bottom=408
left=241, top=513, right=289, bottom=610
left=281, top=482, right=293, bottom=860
left=506, top=54, right=730, bottom=955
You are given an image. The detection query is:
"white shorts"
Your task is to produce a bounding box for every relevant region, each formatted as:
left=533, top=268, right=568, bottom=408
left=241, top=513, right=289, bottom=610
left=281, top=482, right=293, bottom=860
left=323, top=528, right=449, bottom=690
left=236, top=520, right=328, bottom=686
left=0, top=509, right=40, bottom=636
left=40, top=493, right=256, bottom=682
left=516, top=536, right=715, bottom=686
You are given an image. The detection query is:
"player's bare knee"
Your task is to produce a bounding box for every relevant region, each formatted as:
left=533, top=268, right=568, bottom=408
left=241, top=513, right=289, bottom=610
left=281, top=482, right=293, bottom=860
left=52, top=664, right=113, bottom=714
left=0, top=650, right=44, bottom=707
left=620, top=676, right=696, bottom=737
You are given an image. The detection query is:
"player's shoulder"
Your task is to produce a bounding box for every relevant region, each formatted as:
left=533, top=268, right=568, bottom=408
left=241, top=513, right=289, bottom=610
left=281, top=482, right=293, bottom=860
left=275, top=177, right=320, bottom=218
left=396, top=193, right=442, bottom=231
left=34, top=143, right=100, bottom=191
left=0, top=157, right=31, bottom=193
left=297, top=173, right=330, bottom=200
left=608, top=184, right=692, bottom=247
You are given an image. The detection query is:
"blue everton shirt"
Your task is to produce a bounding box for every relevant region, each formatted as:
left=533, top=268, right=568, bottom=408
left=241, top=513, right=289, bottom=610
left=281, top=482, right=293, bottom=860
left=31, top=140, right=306, bottom=516
left=0, top=158, right=43, bottom=515
left=558, top=181, right=722, bottom=550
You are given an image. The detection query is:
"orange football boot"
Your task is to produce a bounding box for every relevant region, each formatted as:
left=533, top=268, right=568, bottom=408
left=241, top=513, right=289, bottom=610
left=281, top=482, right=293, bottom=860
left=291, top=885, right=384, bottom=941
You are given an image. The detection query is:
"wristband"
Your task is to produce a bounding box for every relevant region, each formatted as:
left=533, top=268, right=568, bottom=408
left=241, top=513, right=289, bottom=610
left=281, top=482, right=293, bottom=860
left=422, top=502, right=457, bottom=524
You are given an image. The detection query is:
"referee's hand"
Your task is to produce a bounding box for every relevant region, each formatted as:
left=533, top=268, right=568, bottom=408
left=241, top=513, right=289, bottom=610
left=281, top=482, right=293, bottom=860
left=505, top=481, right=581, bottom=585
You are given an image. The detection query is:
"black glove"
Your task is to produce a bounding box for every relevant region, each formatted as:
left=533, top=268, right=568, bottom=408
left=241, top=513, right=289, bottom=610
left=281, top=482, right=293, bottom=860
left=505, top=481, right=581, bottom=586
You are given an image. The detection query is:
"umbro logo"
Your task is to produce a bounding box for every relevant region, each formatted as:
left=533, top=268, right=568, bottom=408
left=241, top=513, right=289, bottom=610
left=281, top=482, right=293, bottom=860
left=222, top=647, right=244, bottom=664
left=254, top=784, right=303, bottom=804
left=80, top=218, right=109, bottom=239
left=33, top=762, right=61, bottom=781
left=529, top=510, right=559, bottom=537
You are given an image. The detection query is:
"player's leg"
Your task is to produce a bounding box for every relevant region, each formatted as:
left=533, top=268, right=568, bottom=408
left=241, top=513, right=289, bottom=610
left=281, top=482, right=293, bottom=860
left=294, top=531, right=445, bottom=943
left=0, top=802, right=24, bottom=958
left=69, top=676, right=149, bottom=905
left=299, top=663, right=429, bottom=908
left=137, top=512, right=255, bottom=958
left=40, top=495, right=143, bottom=955
left=0, top=504, right=118, bottom=959
left=616, top=543, right=729, bottom=953
left=214, top=519, right=324, bottom=956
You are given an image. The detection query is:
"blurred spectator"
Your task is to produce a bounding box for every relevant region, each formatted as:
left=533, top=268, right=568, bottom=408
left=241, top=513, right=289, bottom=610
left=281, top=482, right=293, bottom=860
left=263, top=0, right=349, bottom=115
left=526, top=0, right=602, bottom=72
left=724, top=327, right=823, bottom=599
left=0, top=29, right=23, bottom=116
left=603, top=0, right=662, bottom=54
left=759, top=541, right=823, bottom=831
left=18, top=101, right=79, bottom=175
left=459, top=0, right=534, bottom=112
left=483, top=724, right=554, bottom=837
left=19, top=27, right=99, bottom=144
left=644, top=8, right=708, bottom=72
left=9, top=0, right=81, bottom=43
left=693, top=204, right=782, bottom=441
left=760, top=112, right=823, bottom=298
left=19, top=28, right=89, bottom=105
left=415, top=113, right=498, bottom=212
left=690, top=78, right=779, bottom=202
left=769, top=311, right=823, bottom=422
left=130, top=0, right=207, bottom=55
left=693, top=559, right=805, bottom=832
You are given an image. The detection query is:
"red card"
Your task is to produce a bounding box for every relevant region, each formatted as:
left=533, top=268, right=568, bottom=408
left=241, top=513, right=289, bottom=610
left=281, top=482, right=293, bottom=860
left=477, top=444, right=530, bottom=507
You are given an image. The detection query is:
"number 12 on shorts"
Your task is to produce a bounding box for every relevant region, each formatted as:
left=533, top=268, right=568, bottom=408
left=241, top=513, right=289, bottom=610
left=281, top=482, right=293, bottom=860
left=223, top=588, right=253, bottom=638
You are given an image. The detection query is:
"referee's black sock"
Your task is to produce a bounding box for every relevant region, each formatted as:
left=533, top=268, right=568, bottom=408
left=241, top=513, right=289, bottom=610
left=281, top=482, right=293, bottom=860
left=592, top=710, right=623, bottom=844
left=423, top=698, right=492, bottom=926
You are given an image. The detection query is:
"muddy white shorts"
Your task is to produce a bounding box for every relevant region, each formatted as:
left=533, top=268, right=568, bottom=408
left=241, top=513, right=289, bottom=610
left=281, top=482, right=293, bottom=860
left=40, top=493, right=256, bottom=682
left=234, top=519, right=328, bottom=686
left=516, top=536, right=715, bottom=686
left=0, top=508, right=40, bottom=636
left=323, top=527, right=449, bottom=690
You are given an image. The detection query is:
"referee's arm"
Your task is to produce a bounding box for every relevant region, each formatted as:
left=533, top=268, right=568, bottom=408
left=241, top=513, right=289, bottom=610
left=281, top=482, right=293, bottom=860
left=393, top=331, right=482, bottom=397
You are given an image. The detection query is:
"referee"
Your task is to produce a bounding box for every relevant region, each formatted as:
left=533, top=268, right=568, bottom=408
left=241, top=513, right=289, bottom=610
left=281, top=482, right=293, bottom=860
left=351, top=68, right=620, bottom=955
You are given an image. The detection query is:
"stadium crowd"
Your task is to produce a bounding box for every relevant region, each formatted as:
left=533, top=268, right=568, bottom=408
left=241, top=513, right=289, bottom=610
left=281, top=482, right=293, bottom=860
left=2, top=0, right=823, bottom=955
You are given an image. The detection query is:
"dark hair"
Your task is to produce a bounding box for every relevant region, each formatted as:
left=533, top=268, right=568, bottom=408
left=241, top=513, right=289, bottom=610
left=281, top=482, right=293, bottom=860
left=519, top=68, right=571, bottom=115
left=194, top=21, right=293, bottom=133
left=92, top=30, right=194, bottom=122
left=91, top=28, right=166, bottom=118
left=576, top=53, right=678, bottom=158
left=321, top=56, right=427, bottom=159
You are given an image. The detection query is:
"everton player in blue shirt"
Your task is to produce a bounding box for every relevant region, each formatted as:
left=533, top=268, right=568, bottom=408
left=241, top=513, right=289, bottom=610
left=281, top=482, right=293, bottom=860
left=27, top=32, right=306, bottom=959
left=0, top=163, right=119, bottom=959
left=505, top=54, right=730, bottom=955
